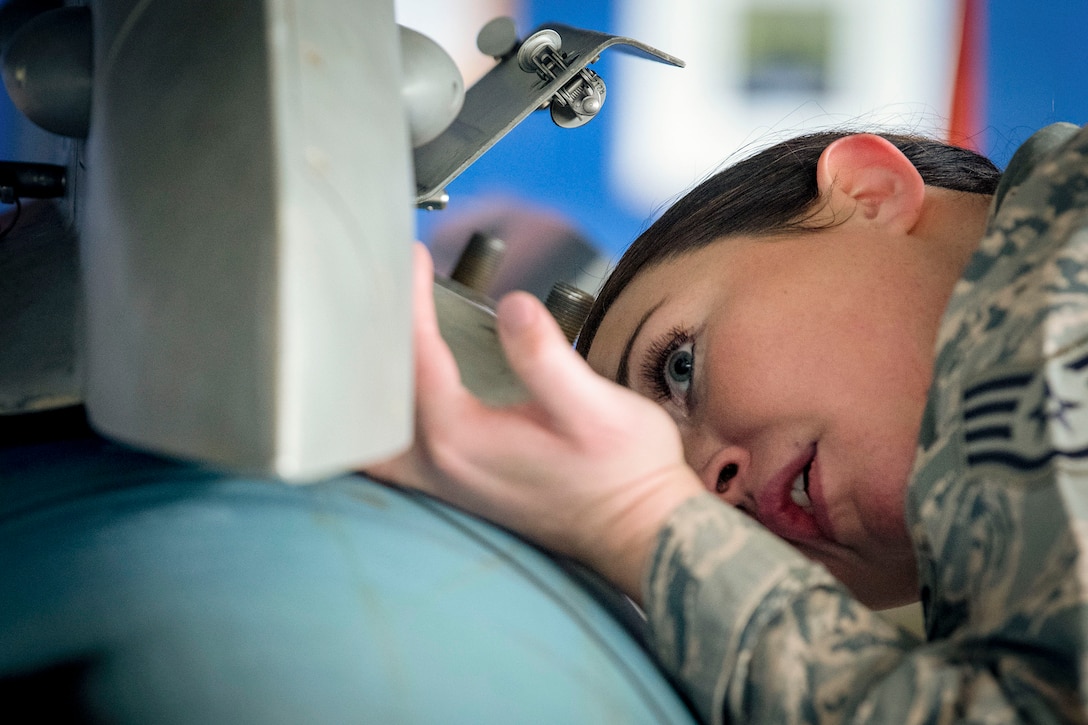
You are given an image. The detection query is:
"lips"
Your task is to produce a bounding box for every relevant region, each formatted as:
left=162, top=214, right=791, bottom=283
left=755, top=444, right=836, bottom=545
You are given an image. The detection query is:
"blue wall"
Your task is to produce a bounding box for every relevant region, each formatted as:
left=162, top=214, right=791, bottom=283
left=985, top=0, right=1088, bottom=167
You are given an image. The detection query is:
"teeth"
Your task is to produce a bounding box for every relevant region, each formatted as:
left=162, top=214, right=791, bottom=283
left=790, top=472, right=812, bottom=510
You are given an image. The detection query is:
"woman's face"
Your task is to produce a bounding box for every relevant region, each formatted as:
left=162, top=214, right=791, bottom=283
left=586, top=228, right=947, bottom=608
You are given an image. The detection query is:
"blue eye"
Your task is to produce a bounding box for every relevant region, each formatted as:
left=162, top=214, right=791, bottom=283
left=665, top=343, right=694, bottom=395
left=640, top=328, right=696, bottom=406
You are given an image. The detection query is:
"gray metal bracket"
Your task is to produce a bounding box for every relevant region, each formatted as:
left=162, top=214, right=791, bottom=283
left=413, top=23, right=683, bottom=206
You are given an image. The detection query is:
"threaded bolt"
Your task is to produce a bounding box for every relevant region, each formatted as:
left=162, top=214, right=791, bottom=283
left=450, top=232, right=505, bottom=293
left=545, top=281, right=596, bottom=344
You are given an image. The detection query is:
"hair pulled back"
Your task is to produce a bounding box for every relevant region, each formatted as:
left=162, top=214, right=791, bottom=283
left=575, top=131, right=1001, bottom=357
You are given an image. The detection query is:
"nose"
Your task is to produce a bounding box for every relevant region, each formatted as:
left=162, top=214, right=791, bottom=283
left=681, top=427, right=755, bottom=512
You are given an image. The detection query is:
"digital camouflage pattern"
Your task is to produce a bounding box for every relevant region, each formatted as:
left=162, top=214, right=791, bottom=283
left=644, top=123, right=1088, bottom=724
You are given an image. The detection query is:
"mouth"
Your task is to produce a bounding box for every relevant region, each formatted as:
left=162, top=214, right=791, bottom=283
left=755, top=444, right=833, bottom=545
left=789, top=462, right=813, bottom=511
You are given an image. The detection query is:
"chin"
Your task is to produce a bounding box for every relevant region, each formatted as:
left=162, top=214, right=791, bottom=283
left=858, top=585, right=922, bottom=611
left=831, top=562, right=920, bottom=611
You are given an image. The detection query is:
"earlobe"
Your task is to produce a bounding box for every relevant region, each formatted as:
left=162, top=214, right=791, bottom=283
left=815, top=134, right=925, bottom=232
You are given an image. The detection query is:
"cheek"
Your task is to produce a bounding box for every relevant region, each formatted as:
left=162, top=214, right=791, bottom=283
left=764, top=300, right=927, bottom=415
left=703, top=302, right=928, bottom=463
left=700, top=318, right=812, bottom=430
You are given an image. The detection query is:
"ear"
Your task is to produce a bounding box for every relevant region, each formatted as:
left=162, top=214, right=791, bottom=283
left=815, top=134, right=925, bottom=233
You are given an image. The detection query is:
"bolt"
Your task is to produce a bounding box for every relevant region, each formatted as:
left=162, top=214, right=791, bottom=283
left=545, top=281, right=596, bottom=344
left=450, top=232, right=506, bottom=293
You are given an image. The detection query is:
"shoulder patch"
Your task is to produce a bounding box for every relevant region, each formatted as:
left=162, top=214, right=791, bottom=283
left=964, top=345, right=1088, bottom=470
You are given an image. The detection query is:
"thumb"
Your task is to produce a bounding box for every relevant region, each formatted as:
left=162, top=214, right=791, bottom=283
left=495, top=291, right=617, bottom=425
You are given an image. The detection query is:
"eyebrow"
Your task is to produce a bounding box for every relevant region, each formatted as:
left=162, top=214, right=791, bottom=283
left=615, top=300, right=665, bottom=387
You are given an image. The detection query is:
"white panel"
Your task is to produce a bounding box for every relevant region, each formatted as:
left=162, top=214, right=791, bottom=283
left=82, top=0, right=414, bottom=480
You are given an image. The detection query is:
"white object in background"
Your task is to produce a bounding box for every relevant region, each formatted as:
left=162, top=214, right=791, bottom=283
left=611, top=0, right=959, bottom=214
left=82, top=0, right=415, bottom=480
left=395, top=0, right=521, bottom=87
left=400, top=25, right=466, bottom=147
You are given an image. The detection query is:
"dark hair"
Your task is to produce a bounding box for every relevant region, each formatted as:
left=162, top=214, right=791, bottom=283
left=575, top=131, right=1001, bottom=357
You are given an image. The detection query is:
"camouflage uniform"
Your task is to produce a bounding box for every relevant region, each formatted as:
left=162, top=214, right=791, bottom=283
left=644, top=123, right=1088, bottom=724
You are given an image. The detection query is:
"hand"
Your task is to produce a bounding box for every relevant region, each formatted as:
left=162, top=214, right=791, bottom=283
left=366, top=244, right=703, bottom=601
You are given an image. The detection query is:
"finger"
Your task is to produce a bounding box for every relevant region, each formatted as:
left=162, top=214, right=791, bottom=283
left=364, top=246, right=475, bottom=492
left=410, top=243, right=463, bottom=402
left=495, top=291, right=621, bottom=428
left=410, top=245, right=516, bottom=470
left=359, top=246, right=457, bottom=491
left=362, top=448, right=428, bottom=491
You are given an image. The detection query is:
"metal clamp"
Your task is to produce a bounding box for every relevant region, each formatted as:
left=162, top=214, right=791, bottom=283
left=516, top=29, right=606, bottom=128
left=413, top=23, right=683, bottom=207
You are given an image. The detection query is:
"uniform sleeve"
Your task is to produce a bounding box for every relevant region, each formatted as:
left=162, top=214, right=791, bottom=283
left=643, top=494, right=1082, bottom=724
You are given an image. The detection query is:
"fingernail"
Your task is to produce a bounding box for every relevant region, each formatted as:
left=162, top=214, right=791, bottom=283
left=497, top=294, right=535, bottom=336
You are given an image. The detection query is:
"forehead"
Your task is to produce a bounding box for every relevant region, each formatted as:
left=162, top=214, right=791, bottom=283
left=586, top=248, right=720, bottom=380
left=584, top=232, right=816, bottom=379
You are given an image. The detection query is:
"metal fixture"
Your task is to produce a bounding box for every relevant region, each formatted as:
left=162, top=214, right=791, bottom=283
left=545, top=282, right=596, bottom=344
left=413, top=23, right=683, bottom=207
left=516, top=29, right=606, bottom=129
left=450, top=231, right=506, bottom=294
